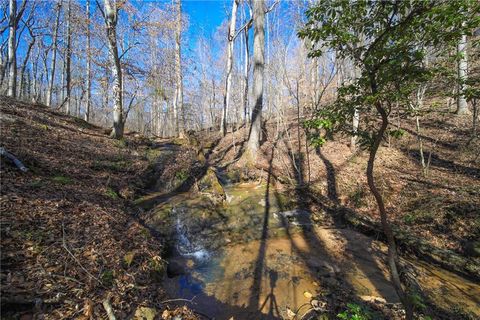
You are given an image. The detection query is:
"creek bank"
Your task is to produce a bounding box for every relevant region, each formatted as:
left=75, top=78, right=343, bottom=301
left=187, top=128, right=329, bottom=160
left=339, top=206, right=480, bottom=281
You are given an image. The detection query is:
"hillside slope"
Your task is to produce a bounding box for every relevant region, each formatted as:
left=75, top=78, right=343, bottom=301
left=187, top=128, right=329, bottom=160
left=0, top=96, right=169, bottom=319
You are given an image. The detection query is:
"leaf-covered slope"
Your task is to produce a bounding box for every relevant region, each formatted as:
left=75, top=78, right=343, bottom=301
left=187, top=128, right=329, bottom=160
left=0, top=96, right=165, bottom=319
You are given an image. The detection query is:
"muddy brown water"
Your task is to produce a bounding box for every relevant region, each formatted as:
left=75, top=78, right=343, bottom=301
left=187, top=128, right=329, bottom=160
left=145, top=181, right=480, bottom=319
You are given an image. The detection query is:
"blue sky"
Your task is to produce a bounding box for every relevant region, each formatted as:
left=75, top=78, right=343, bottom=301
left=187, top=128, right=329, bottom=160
left=182, top=0, right=230, bottom=53
left=183, top=0, right=230, bottom=34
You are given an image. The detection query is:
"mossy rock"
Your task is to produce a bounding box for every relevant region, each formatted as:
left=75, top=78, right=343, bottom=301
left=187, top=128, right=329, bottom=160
left=198, top=168, right=225, bottom=201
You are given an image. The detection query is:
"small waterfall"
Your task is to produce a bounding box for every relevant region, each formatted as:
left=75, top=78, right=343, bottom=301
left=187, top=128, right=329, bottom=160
left=174, top=207, right=210, bottom=263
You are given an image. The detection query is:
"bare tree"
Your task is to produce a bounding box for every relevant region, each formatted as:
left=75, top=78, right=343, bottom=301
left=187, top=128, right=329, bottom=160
left=220, top=0, right=239, bottom=136
left=242, top=16, right=250, bottom=126
left=46, top=1, right=61, bottom=107
left=100, top=0, right=124, bottom=139
left=65, top=0, right=72, bottom=114
left=18, top=12, right=35, bottom=98
left=456, top=31, right=468, bottom=115
left=85, top=0, right=91, bottom=121
left=7, top=0, right=24, bottom=97
left=244, top=0, right=265, bottom=163
left=173, top=0, right=185, bottom=137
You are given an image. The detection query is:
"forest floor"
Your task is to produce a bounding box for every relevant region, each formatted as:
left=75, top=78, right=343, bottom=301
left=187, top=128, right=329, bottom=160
left=1, top=95, right=479, bottom=319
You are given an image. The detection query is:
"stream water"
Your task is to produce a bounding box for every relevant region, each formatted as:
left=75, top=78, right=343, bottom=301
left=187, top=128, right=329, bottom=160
left=144, top=176, right=480, bottom=319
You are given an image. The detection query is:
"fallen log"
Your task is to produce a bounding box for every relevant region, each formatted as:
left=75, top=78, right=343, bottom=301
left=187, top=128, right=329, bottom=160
left=0, top=147, right=28, bottom=172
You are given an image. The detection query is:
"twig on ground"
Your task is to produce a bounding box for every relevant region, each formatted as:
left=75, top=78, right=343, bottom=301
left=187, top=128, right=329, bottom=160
left=61, top=221, right=102, bottom=284
left=102, top=294, right=117, bottom=320
left=161, top=296, right=197, bottom=304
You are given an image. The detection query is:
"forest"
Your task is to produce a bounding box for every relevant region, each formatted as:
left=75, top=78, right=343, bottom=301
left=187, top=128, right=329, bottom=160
left=0, top=0, right=479, bottom=319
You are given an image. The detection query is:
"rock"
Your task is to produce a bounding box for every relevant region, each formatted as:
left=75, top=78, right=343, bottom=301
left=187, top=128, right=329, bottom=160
left=273, top=209, right=311, bottom=225
left=198, top=168, right=226, bottom=202
left=311, top=299, right=327, bottom=312
left=134, top=307, right=157, bottom=320
left=360, top=295, right=387, bottom=304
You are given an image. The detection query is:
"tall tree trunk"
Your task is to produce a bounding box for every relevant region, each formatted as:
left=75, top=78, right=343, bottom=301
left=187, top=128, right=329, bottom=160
left=244, top=0, right=265, bottom=163
left=31, top=53, right=38, bottom=102
left=456, top=32, right=468, bottom=115
left=7, top=0, right=17, bottom=97
left=174, top=0, right=185, bottom=138
left=0, top=53, right=7, bottom=89
left=211, top=78, right=216, bottom=128
left=47, top=1, right=61, bottom=107
left=85, top=0, right=91, bottom=122
left=65, top=0, right=72, bottom=115
left=104, top=0, right=123, bottom=139
left=221, top=0, right=239, bottom=136
left=19, top=32, right=35, bottom=99
left=243, top=17, right=250, bottom=127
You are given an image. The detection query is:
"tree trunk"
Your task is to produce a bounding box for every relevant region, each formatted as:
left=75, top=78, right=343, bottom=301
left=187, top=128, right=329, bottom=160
left=85, top=0, right=91, bottom=122
left=65, top=0, right=72, bottom=115
left=7, top=0, right=17, bottom=97
left=221, top=0, right=239, bottom=136
left=350, top=108, right=360, bottom=152
left=19, top=33, right=35, bottom=99
left=47, top=2, right=61, bottom=107
left=350, top=64, right=361, bottom=151
left=456, top=32, right=468, bottom=115
left=104, top=0, right=123, bottom=139
left=174, top=0, right=185, bottom=138
left=369, top=79, right=413, bottom=320
left=244, top=0, right=265, bottom=164
left=243, top=20, right=250, bottom=127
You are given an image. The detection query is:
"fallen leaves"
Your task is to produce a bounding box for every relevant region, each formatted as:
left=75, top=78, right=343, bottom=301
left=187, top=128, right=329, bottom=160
left=0, top=98, right=166, bottom=319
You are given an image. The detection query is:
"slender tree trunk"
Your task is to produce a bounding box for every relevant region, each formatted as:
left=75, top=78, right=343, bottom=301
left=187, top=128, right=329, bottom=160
left=47, top=2, right=61, bottom=107
left=0, top=52, right=7, bottom=89
left=65, top=0, right=72, bottom=115
left=350, top=109, right=360, bottom=152
left=7, top=0, right=17, bottom=97
left=221, top=0, right=239, bottom=136
left=369, top=79, right=413, bottom=320
left=31, top=54, right=37, bottom=101
left=210, top=78, right=216, bottom=128
left=244, top=0, right=265, bottom=163
left=104, top=0, right=123, bottom=139
left=19, top=34, right=35, bottom=99
left=350, top=65, right=361, bottom=151
left=85, top=0, right=91, bottom=121
left=174, top=0, right=185, bottom=137
left=243, top=22, right=250, bottom=126
left=456, top=32, right=468, bottom=115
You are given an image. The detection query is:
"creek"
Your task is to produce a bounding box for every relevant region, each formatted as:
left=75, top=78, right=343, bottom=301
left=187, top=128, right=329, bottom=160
left=142, top=170, right=480, bottom=319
